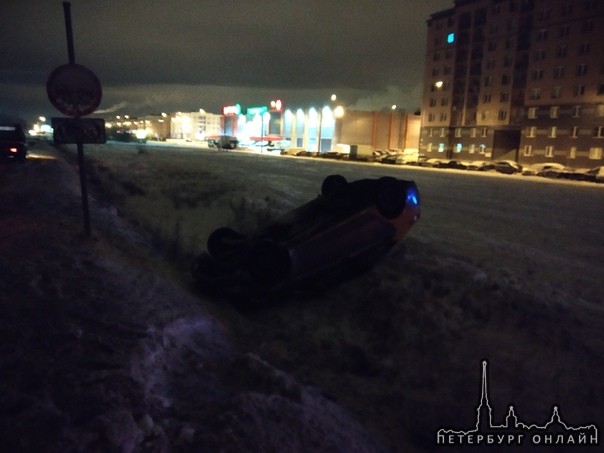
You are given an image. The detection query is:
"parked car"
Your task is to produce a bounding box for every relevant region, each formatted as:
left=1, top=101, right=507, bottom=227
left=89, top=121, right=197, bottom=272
left=266, top=140, right=291, bottom=153
left=419, top=158, right=445, bottom=167
left=437, top=159, right=468, bottom=169
left=521, top=163, right=566, bottom=176
left=376, top=152, right=403, bottom=165
left=538, top=166, right=575, bottom=179
left=317, top=151, right=348, bottom=160
left=191, top=174, right=421, bottom=296
left=208, top=135, right=238, bottom=150
left=564, top=168, right=593, bottom=181
left=406, top=154, right=429, bottom=166
left=583, top=166, right=604, bottom=183
left=493, top=160, right=522, bottom=174
left=0, top=124, right=28, bottom=161
left=280, top=147, right=307, bottom=156
left=466, top=160, right=495, bottom=171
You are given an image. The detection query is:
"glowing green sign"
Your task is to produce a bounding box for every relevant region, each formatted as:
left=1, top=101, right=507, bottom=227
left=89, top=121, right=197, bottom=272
left=246, top=106, right=268, bottom=116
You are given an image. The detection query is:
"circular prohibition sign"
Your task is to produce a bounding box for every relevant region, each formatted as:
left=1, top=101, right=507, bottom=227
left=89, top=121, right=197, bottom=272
left=47, top=63, right=102, bottom=117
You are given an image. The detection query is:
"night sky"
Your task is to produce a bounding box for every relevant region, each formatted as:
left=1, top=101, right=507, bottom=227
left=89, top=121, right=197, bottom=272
left=1, top=0, right=453, bottom=123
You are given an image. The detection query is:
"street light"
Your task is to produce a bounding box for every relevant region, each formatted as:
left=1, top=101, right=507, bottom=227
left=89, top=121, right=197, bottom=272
left=269, top=98, right=284, bottom=140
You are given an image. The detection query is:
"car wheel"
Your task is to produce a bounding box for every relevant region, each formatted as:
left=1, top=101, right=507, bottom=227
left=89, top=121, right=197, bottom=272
left=207, top=227, right=245, bottom=257
left=376, top=177, right=406, bottom=219
left=321, top=174, right=347, bottom=196
left=246, top=240, right=291, bottom=289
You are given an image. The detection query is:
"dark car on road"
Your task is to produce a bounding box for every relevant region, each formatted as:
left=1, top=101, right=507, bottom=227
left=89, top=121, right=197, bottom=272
left=192, top=175, right=420, bottom=296
left=208, top=135, right=238, bottom=150
left=0, top=124, right=27, bottom=161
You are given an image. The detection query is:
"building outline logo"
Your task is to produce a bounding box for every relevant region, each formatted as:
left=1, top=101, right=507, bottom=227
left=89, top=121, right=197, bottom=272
left=436, top=360, right=599, bottom=447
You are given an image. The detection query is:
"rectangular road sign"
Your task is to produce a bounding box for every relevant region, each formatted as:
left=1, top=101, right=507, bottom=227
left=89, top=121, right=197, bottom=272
left=52, top=117, right=106, bottom=144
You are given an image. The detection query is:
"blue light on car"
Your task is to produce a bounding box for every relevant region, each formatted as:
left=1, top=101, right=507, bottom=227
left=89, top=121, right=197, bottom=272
left=407, top=192, right=419, bottom=206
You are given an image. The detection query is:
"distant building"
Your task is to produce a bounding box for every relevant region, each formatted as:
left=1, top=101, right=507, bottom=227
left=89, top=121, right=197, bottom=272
left=142, top=113, right=171, bottom=140
left=230, top=106, right=420, bottom=156
left=170, top=110, right=222, bottom=141
left=335, top=109, right=421, bottom=158
left=421, top=0, right=604, bottom=168
left=104, top=113, right=171, bottom=141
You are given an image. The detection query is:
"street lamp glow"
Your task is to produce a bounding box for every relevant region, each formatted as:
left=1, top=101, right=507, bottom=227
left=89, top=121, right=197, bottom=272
left=330, top=94, right=337, bottom=102
left=435, top=80, right=444, bottom=89
left=270, top=99, right=283, bottom=112
left=334, top=105, right=345, bottom=118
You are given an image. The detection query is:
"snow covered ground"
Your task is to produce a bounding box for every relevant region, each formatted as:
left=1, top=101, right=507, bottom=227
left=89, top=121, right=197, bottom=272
left=2, top=141, right=603, bottom=451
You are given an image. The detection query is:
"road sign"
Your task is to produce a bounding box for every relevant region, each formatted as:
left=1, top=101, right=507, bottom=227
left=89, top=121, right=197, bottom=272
left=47, top=63, right=102, bottom=117
left=52, top=117, right=106, bottom=144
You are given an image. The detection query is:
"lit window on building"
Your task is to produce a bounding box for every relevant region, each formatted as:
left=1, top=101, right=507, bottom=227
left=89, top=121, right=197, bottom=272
left=569, top=147, right=577, bottom=159
left=545, top=145, right=555, bottom=157
left=589, top=147, right=603, bottom=160
left=523, top=145, right=533, bottom=156
left=549, top=126, right=557, bottom=138
left=550, top=106, right=559, bottom=118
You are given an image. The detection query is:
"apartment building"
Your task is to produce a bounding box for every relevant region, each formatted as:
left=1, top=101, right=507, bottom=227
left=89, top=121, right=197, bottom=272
left=421, top=0, right=604, bottom=168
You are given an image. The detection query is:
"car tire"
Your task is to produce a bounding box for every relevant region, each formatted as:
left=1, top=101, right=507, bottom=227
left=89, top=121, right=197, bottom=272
left=207, top=227, right=245, bottom=257
left=321, top=174, right=347, bottom=196
left=246, top=240, right=291, bottom=289
left=376, top=177, right=407, bottom=219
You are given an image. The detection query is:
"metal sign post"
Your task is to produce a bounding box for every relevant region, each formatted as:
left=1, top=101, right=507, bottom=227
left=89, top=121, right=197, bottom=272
left=47, top=2, right=104, bottom=237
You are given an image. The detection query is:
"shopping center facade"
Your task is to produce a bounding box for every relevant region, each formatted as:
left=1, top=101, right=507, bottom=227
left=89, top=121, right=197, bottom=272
left=104, top=105, right=422, bottom=159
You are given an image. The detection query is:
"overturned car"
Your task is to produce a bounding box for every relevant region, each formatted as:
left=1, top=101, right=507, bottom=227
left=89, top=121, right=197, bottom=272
left=192, top=174, right=420, bottom=295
